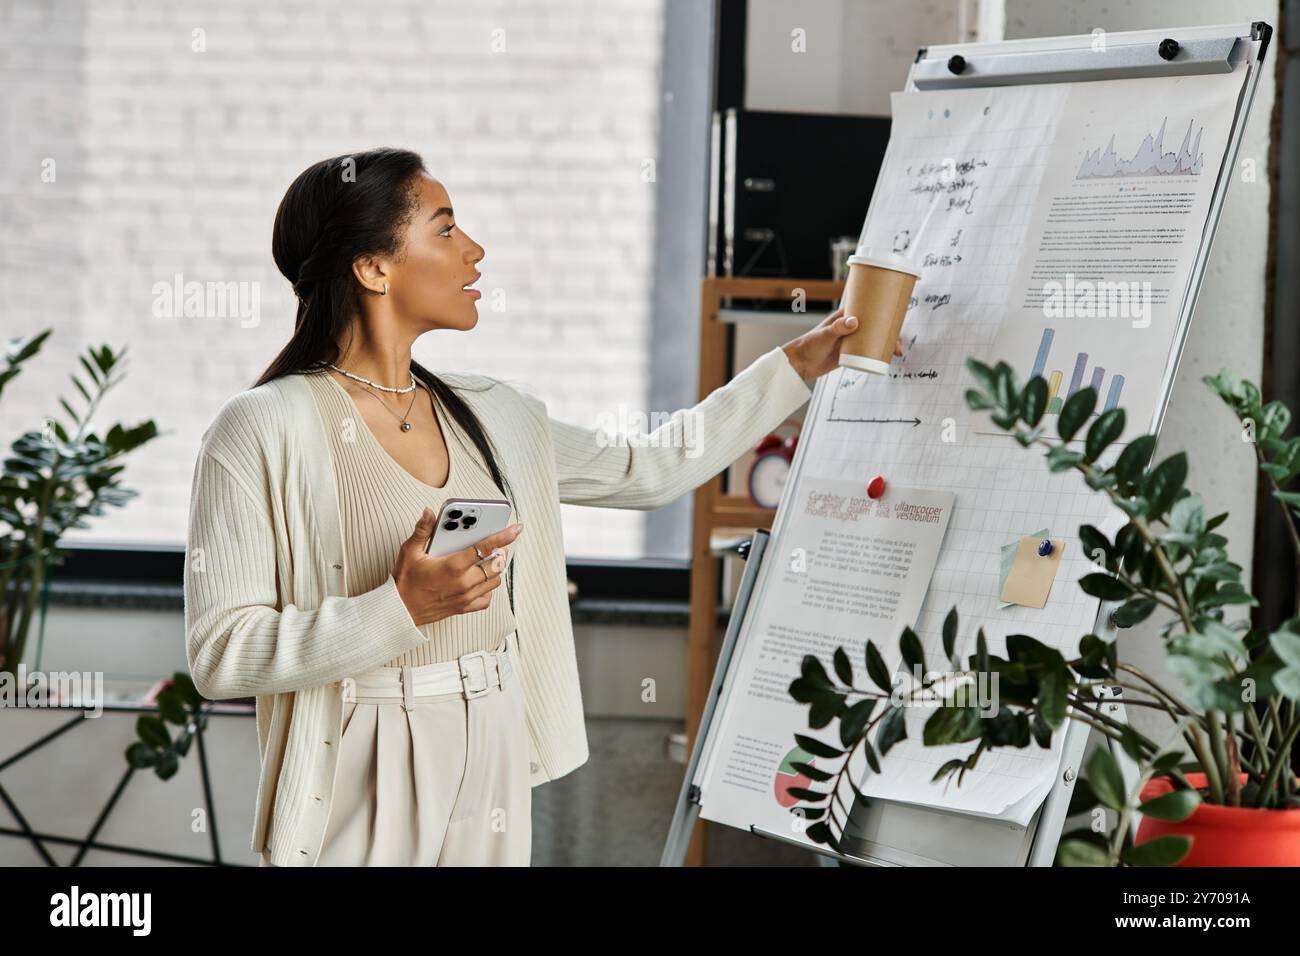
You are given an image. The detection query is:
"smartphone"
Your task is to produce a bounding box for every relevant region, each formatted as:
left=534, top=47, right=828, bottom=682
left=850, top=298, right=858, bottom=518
left=423, top=498, right=514, bottom=560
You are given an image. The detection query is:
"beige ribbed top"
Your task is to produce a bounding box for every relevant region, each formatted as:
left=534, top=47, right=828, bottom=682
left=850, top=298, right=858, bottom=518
left=304, top=369, right=516, bottom=666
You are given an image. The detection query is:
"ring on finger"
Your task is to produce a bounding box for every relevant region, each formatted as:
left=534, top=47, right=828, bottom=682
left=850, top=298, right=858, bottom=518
left=479, top=563, right=489, bottom=582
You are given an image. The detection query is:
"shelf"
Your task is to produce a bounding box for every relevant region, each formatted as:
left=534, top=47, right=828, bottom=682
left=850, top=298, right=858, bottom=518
left=684, top=274, right=833, bottom=867
left=718, top=308, right=823, bottom=327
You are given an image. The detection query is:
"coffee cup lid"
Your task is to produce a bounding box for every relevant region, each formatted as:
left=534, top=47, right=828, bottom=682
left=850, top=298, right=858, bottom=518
left=846, top=247, right=921, bottom=278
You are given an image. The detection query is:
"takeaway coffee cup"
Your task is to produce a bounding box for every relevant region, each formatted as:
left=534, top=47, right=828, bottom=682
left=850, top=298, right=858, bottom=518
left=838, top=248, right=922, bottom=374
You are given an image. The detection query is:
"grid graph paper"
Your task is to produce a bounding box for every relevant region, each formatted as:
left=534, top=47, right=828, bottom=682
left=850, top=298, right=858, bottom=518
left=773, top=84, right=1133, bottom=817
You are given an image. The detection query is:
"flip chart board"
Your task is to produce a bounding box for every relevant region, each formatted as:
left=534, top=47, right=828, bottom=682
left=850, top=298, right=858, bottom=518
left=683, top=22, right=1271, bottom=865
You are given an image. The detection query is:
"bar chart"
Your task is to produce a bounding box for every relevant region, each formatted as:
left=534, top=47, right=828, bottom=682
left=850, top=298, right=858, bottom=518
left=1029, top=328, right=1125, bottom=414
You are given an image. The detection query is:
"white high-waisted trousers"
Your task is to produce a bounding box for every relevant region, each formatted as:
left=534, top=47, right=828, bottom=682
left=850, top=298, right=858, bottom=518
left=260, top=631, right=531, bottom=867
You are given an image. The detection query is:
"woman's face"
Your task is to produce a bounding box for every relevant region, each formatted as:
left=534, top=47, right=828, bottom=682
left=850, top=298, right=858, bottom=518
left=381, top=175, right=485, bottom=331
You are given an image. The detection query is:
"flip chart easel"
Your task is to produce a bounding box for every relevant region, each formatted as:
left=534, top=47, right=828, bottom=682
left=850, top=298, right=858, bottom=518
left=662, top=21, right=1272, bottom=867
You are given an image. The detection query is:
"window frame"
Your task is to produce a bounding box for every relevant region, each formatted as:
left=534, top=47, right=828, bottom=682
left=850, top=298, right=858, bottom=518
left=48, top=543, right=692, bottom=605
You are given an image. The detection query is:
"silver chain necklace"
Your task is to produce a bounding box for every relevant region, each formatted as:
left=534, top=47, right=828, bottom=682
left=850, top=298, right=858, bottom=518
left=359, top=380, right=422, bottom=433
left=326, top=362, right=417, bottom=394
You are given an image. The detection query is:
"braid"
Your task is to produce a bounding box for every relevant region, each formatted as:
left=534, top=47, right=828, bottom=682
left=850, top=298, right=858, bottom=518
left=292, top=227, right=344, bottom=299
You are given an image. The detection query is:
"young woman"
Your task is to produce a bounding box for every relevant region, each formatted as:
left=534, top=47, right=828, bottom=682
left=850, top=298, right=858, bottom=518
left=183, top=147, right=873, bottom=867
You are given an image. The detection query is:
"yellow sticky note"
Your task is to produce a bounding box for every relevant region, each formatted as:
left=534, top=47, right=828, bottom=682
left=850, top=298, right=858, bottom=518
left=1000, top=536, right=1064, bottom=608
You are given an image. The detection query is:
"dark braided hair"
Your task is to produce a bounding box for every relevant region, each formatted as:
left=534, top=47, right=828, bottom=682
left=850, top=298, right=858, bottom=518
left=256, top=148, right=518, bottom=611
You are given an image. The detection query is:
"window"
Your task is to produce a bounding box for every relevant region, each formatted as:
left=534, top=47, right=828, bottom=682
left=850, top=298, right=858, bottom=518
left=1, top=0, right=706, bottom=563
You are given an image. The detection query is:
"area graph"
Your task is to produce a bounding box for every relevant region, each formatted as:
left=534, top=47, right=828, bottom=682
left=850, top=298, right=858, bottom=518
left=1076, top=117, right=1205, bottom=179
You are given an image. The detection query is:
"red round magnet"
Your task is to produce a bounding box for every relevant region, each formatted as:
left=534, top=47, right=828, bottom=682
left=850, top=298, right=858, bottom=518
left=867, top=475, right=886, bottom=499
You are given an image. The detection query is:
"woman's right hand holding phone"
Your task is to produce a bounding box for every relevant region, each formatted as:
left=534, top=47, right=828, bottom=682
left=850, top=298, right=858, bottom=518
left=392, top=507, right=524, bottom=626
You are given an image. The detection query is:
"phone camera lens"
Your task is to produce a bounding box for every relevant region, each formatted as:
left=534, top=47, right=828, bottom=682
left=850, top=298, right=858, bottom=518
left=447, top=509, right=463, bottom=520
left=462, top=516, right=477, bottom=527
left=442, top=521, right=458, bottom=531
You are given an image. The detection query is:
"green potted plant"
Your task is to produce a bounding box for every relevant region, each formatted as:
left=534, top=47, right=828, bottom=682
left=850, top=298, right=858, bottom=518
left=0, top=330, right=160, bottom=680
left=126, top=671, right=209, bottom=780
left=786, top=359, right=1300, bottom=866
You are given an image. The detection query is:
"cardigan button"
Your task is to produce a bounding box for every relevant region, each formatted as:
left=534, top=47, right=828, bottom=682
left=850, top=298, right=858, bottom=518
left=332, top=563, right=342, bottom=570
left=529, top=762, right=539, bottom=774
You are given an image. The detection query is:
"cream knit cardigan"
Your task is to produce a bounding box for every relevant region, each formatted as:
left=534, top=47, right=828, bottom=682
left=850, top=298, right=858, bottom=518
left=183, top=345, right=813, bottom=866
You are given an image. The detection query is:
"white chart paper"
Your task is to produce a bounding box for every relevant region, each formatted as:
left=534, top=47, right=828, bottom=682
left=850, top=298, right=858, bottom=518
left=978, top=67, right=1247, bottom=442
left=698, top=479, right=953, bottom=843
left=697, top=60, right=1248, bottom=834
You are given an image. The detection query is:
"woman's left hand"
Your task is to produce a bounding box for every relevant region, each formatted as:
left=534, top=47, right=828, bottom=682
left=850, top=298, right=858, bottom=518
left=780, top=305, right=904, bottom=379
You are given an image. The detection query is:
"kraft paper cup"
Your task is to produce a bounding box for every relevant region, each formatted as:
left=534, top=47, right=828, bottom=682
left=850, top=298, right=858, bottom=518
left=838, top=249, right=921, bottom=374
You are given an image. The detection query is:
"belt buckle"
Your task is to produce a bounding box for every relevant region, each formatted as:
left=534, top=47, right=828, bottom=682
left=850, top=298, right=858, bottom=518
left=459, top=650, right=492, bottom=699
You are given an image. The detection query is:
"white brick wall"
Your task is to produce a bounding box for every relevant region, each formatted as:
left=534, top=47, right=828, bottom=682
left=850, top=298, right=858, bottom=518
left=0, top=0, right=667, bottom=558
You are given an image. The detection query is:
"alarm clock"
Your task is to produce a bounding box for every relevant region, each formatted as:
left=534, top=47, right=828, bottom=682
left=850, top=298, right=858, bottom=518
left=747, top=419, right=801, bottom=510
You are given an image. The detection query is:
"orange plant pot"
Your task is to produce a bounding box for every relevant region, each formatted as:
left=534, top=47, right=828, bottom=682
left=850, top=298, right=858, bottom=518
left=1135, top=773, right=1300, bottom=867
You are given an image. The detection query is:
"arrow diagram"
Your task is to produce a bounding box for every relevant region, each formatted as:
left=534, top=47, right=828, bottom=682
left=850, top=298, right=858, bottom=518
left=825, top=415, right=922, bottom=426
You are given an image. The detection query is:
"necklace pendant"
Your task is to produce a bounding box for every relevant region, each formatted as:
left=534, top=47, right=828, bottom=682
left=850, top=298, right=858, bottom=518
left=401, top=421, right=412, bottom=432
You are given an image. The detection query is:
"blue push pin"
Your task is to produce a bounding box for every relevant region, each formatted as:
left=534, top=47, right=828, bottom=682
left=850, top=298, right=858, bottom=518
left=1037, top=538, right=1054, bottom=557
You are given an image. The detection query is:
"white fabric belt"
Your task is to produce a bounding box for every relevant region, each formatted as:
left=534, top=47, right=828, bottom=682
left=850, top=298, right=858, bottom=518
left=342, top=631, right=516, bottom=708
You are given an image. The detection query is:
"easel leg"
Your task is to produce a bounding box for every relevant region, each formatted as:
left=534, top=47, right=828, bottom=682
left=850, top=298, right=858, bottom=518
left=1100, top=684, right=1141, bottom=795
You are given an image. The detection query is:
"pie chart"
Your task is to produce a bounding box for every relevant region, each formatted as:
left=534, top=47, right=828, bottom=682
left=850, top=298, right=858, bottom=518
left=773, top=745, right=814, bottom=808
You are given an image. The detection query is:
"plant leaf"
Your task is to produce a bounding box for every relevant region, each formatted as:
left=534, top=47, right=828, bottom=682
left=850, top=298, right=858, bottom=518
left=1085, top=408, right=1125, bottom=463
left=793, top=733, right=844, bottom=759
left=839, top=698, right=877, bottom=749
left=1057, top=839, right=1111, bottom=867
left=900, top=627, right=925, bottom=674
left=876, top=706, right=907, bottom=755
left=833, top=646, right=853, bottom=685
left=1139, top=788, right=1201, bottom=823
left=1022, top=377, right=1048, bottom=426
left=1122, top=835, right=1192, bottom=867
left=865, top=641, right=894, bottom=694
left=1113, top=434, right=1157, bottom=484
left=941, top=607, right=959, bottom=664
left=1085, top=747, right=1126, bottom=811
left=1058, top=387, right=1097, bottom=442
left=1079, top=572, right=1132, bottom=601
left=1144, top=452, right=1189, bottom=518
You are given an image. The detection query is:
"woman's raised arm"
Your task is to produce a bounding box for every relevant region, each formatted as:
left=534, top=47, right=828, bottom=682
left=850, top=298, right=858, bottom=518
left=547, top=344, right=813, bottom=510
